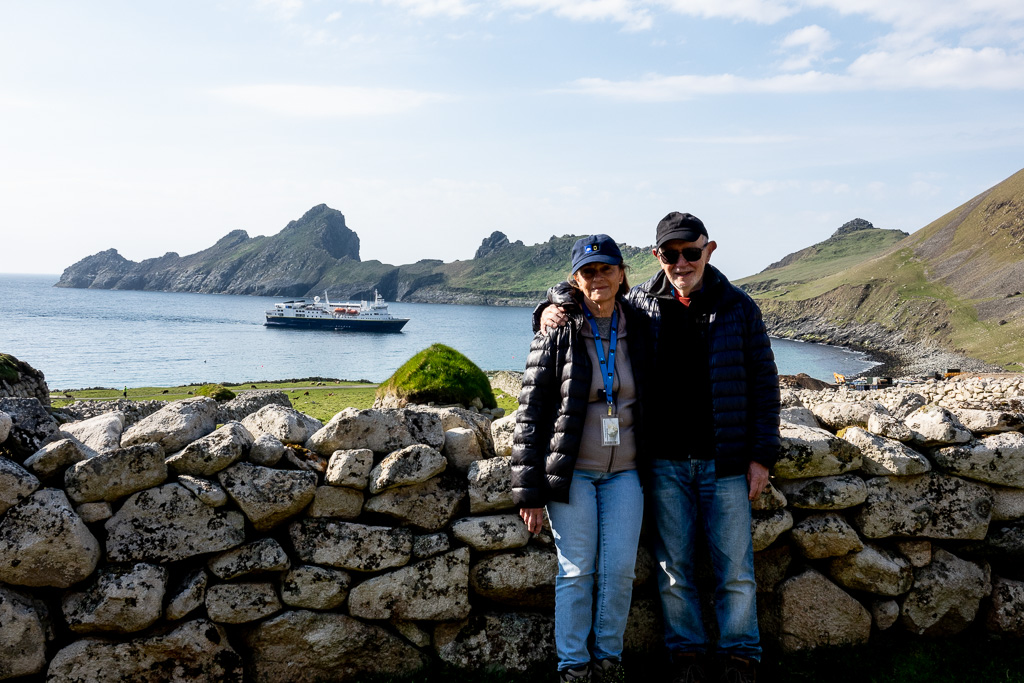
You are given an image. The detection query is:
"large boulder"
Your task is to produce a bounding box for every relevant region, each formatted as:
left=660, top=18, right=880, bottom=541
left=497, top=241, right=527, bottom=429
left=217, top=462, right=317, bottom=531
left=451, top=514, right=531, bottom=551
left=0, top=488, right=100, bottom=588
left=468, top=456, right=515, bottom=513
left=363, top=473, right=466, bottom=531
left=241, top=610, right=428, bottom=682
left=490, top=411, right=518, bottom=457
left=240, top=405, right=321, bottom=446
left=775, top=474, right=867, bottom=510
left=901, top=549, right=991, bottom=636
left=23, top=437, right=97, bottom=480
left=905, top=405, right=972, bottom=447
left=0, top=398, right=59, bottom=462
left=854, top=472, right=993, bottom=540
left=307, top=485, right=363, bottom=519
left=348, top=548, right=471, bottom=621
left=206, top=582, right=282, bottom=624
left=218, top=389, right=291, bottom=423
left=811, top=401, right=884, bottom=431
left=442, top=427, right=485, bottom=473
left=435, top=611, right=555, bottom=673
left=105, top=483, right=246, bottom=563
left=280, top=565, right=352, bottom=610
left=469, top=545, right=557, bottom=608
left=0, top=456, right=39, bottom=516
left=121, top=397, right=219, bottom=452
left=60, top=411, right=125, bottom=453
left=774, top=568, right=871, bottom=653
left=46, top=618, right=243, bottom=682
left=64, top=442, right=168, bottom=504
left=789, top=512, right=864, bottom=560
left=0, top=585, right=48, bottom=679
left=774, top=424, right=862, bottom=479
left=62, top=562, right=168, bottom=633
left=369, top=444, right=447, bottom=493
left=751, top=508, right=793, bottom=552
left=289, top=520, right=413, bottom=572
left=932, top=432, right=1024, bottom=488
left=207, top=538, right=291, bottom=580
left=827, top=543, right=913, bottom=596
left=166, top=421, right=254, bottom=476
left=305, top=407, right=444, bottom=456
left=950, top=407, right=1024, bottom=434
left=324, top=448, right=374, bottom=489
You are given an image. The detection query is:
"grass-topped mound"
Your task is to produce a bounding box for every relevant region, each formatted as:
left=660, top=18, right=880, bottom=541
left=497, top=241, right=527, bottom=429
left=0, top=353, right=21, bottom=382
left=194, top=383, right=236, bottom=401
left=377, top=344, right=496, bottom=409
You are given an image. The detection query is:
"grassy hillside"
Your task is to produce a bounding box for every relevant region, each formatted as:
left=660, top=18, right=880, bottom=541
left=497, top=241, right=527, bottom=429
left=739, top=169, right=1024, bottom=370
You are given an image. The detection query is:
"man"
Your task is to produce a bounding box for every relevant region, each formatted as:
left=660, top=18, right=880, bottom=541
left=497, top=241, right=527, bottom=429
left=540, top=212, right=780, bottom=683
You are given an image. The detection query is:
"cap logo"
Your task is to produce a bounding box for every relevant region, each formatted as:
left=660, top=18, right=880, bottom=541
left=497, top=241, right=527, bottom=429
left=586, top=243, right=600, bottom=253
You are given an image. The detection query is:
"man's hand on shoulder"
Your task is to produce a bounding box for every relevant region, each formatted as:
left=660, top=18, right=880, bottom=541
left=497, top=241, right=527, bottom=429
left=540, top=305, right=569, bottom=334
left=747, top=461, right=769, bottom=501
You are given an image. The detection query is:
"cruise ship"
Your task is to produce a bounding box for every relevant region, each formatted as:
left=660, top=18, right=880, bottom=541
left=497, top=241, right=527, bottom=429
left=264, top=290, right=409, bottom=332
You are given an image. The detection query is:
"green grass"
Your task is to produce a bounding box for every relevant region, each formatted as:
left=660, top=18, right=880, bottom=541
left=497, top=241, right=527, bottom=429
left=0, top=353, right=20, bottom=382
left=378, top=344, right=497, bottom=409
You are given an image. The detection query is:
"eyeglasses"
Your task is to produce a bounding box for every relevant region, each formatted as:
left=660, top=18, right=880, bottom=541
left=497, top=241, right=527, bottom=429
left=657, top=243, right=707, bottom=264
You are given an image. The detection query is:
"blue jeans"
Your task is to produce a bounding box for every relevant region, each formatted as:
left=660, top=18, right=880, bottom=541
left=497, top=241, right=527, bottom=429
left=651, top=458, right=760, bottom=661
left=546, top=469, right=644, bottom=671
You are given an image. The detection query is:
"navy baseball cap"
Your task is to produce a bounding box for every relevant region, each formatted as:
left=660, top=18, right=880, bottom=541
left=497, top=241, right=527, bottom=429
left=571, top=234, right=624, bottom=273
left=656, top=212, right=708, bottom=247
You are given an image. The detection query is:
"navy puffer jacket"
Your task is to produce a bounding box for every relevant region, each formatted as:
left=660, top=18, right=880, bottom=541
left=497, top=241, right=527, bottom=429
left=626, top=265, right=780, bottom=472
left=512, top=294, right=649, bottom=508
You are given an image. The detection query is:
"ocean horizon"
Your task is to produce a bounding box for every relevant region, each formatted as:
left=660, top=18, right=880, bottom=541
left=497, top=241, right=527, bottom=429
left=1, top=273, right=877, bottom=389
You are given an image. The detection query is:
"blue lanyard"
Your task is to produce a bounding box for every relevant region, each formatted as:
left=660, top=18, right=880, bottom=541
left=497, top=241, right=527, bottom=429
left=582, top=306, right=618, bottom=416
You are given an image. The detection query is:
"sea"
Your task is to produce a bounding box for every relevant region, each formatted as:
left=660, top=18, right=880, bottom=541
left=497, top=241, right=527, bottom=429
left=0, top=274, right=877, bottom=389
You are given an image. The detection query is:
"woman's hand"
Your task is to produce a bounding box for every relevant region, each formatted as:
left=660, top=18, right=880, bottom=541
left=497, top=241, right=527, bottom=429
left=520, top=507, right=545, bottom=534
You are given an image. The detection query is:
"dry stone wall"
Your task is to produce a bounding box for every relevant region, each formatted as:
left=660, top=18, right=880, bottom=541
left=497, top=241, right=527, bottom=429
left=2, top=378, right=1024, bottom=681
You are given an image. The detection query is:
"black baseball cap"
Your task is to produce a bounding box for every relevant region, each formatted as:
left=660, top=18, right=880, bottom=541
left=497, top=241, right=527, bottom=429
left=656, top=212, right=708, bottom=247
left=571, top=234, right=623, bottom=273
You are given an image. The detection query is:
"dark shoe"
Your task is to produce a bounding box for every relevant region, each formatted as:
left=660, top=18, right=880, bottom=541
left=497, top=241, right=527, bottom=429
left=668, top=652, right=707, bottom=683
left=592, top=658, right=627, bottom=683
left=560, top=665, right=593, bottom=683
left=719, top=655, right=757, bottom=683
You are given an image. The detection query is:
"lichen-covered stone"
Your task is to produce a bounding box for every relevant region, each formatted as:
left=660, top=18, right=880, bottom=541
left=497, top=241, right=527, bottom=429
left=435, top=611, right=555, bottom=673
left=60, top=411, right=125, bottom=453
left=348, top=548, right=471, bottom=621
left=62, top=562, right=167, bottom=633
left=840, top=427, right=931, bottom=476
left=105, top=483, right=246, bottom=563
left=289, top=519, right=413, bottom=572
left=986, top=575, right=1024, bottom=637
left=901, top=549, right=991, bottom=636
left=121, top=396, right=219, bottom=453
left=811, top=401, right=884, bottom=431
left=751, top=480, right=788, bottom=512
left=0, top=585, right=48, bottom=679
left=451, top=514, right=531, bottom=551
left=177, top=474, right=228, bottom=507
left=0, top=409, right=11, bottom=444
left=242, top=610, right=428, bottom=682
left=774, top=424, right=862, bottom=479
left=905, top=405, right=972, bottom=447
left=489, top=411, right=518, bottom=457
left=412, top=532, right=451, bottom=559
left=76, top=501, right=113, bottom=523
left=307, top=485, right=363, bottom=518
left=932, top=432, right=1024, bottom=488
left=166, top=421, right=253, bottom=476
left=0, top=455, right=39, bottom=516
left=305, top=407, right=443, bottom=456
left=789, top=512, right=864, bottom=560
left=218, top=462, right=316, bottom=531
left=776, top=474, right=867, bottom=510
left=992, top=485, right=1024, bottom=521
left=207, top=538, right=291, bottom=580
left=46, top=618, right=243, bottom=683
left=469, top=545, right=557, bottom=608
left=776, top=568, right=871, bottom=653
left=827, top=543, right=913, bottom=596
left=241, top=405, right=322, bottom=446
left=65, top=442, right=168, bottom=504
left=780, top=406, right=819, bottom=429
left=369, top=444, right=447, bottom=494
left=468, top=456, right=514, bottom=514
left=364, top=473, right=466, bottom=531
left=866, top=412, right=913, bottom=442
left=249, top=433, right=286, bottom=467
left=0, top=488, right=100, bottom=588
left=206, top=582, right=282, bottom=624
left=324, top=448, right=374, bottom=489
left=872, top=599, right=900, bottom=631
left=280, top=565, right=351, bottom=610
left=0, top=398, right=59, bottom=462
left=166, top=568, right=208, bottom=621
left=751, top=508, right=793, bottom=552
left=442, top=427, right=484, bottom=473
left=854, top=472, right=993, bottom=540
left=23, top=437, right=96, bottom=479
left=950, top=407, right=1024, bottom=434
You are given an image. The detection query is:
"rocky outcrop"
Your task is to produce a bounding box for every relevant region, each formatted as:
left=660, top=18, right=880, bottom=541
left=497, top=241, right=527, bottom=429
left=0, top=353, right=49, bottom=407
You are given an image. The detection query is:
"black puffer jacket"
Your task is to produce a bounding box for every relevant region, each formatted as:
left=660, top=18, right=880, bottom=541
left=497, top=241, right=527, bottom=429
left=626, top=265, right=780, bottom=472
left=512, top=294, right=649, bottom=508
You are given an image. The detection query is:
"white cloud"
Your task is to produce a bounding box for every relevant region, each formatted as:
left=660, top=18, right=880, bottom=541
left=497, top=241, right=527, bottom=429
left=326, top=11, right=343, bottom=21
left=373, top=0, right=480, bottom=18
left=501, top=0, right=653, bottom=31
left=212, top=84, right=448, bottom=116
left=655, top=0, right=796, bottom=24
left=664, top=134, right=804, bottom=144
left=778, top=25, right=835, bottom=70
left=254, top=0, right=305, bottom=21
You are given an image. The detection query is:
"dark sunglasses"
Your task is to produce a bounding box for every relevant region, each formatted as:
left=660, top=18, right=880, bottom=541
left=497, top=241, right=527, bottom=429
left=657, top=244, right=707, bottom=264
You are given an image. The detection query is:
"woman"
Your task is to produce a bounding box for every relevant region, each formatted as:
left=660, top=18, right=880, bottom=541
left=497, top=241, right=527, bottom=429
left=512, top=234, right=648, bottom=683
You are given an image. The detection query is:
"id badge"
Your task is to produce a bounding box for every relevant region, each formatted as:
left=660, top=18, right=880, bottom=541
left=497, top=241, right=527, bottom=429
left=601, top=416, right=621, bottom=447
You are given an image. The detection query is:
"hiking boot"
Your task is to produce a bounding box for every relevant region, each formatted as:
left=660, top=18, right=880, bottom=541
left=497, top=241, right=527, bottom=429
left=592, top=658, right=627, bottom=683
left=668, top=652, right=707, bottom=683
left=560, top=665, right=593, bottom=683
left=719, top=655, right=757, bottom=683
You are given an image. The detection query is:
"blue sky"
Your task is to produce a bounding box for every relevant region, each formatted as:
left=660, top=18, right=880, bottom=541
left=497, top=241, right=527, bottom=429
left=2, top=0, right=1023, bottom=279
